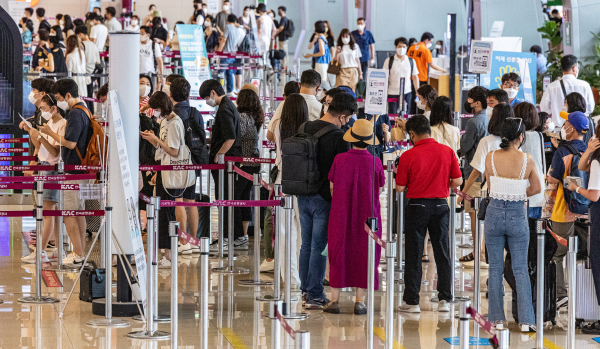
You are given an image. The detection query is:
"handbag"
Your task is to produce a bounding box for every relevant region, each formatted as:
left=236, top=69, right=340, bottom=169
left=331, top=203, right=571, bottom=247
left=159, top=117, right=196, bottom=195
left=356, top=79, right=366, bottom=98
left=327, top=60, right=341, bottom=75
left=477, top=178, right=489, bottom=221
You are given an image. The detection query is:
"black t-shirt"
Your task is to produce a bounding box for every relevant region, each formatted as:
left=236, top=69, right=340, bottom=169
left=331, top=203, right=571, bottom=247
left=151, top=26, right=169, bottom=42
left=38, top=19, right=50, bottom=33
left=31, top=45, right=48, bottom=69
left=50, top=48, right=67, bottom=73
left=63, top=102, right=91, bottom=174
left=205, top=30, right=220, bottom=52
left=359, top=112, right=391, bottom=154
left=278, top=17, right=289, bottom=41
left=303, top=120, right=350, bottom=202
left=209, top=96, right=242, bottom=163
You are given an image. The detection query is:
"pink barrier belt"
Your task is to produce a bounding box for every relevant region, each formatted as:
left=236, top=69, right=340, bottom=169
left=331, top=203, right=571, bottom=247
left=0, top=148, right=28, bottom=153
left=44, top=210, right=105, bottom=217
left=364, top=223, right=386, bottom=248
left=178, top=228, right=201, bottom=247
left=0, top=156, right=36, bottom=161
left=233, top=166, right=272, bottom=191
left=276, top=309, right=296, bottom=340
left=81, top=96, right=102, bottom=103
left=138, top=164, right=225, bottom=171
left=0, top=211, right=34, bottom=217
left=356, top=97, right=399, bottom=103
left=0, top=165, right=101, bottom=172
left=453, top=188, right=474, bottom=202
left=0, top=138, right=28, bottom=144
left=138, top=192, right=280, bottom=207
left=0, top=183, right=81, bottom=190
left=466, top=307, right=499, bottom=347
left=0, top=173, right=96, bottom=183
left=225, top=156, right=275, bottom=164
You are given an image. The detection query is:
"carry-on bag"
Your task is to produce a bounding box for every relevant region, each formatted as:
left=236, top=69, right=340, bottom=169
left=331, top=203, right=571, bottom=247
left=79, top=261, right=105, bottom=302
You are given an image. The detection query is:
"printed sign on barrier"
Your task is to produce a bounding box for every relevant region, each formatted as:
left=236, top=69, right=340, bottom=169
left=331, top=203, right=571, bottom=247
left=176, top=24, right=211, bottom=97
left=364, top=69, right=389, bottom=115
left=444, top=337, right=492, bottom=345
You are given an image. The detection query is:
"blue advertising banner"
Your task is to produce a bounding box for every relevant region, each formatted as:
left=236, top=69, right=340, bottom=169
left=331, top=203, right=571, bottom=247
left=176, top=24, right=211, bottom=97
left=480, top=51, right=537, bottom=104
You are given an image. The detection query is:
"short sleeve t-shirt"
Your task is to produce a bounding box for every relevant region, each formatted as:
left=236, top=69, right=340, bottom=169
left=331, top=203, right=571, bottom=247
left=140, top=41, right=162, bottom=74
left=383, top=55, right=419, bottom=95
left=470, top=135, right=502, bottom=175
left=278, top=17, right=289, bottom=41
left=338, top=44, right=362, bottom=69
left=63, top=103, right=91, bottom=174
left=302, top=120, right=350, bottom=202
left=38, top=118, right=66, bottom=164
left=156, top=113, right=185, bottom=162
left=351, top=30, right=375, bottom=62
left=395, top=138, right=462, bottom=199
left=407, top=42, right=433, bottom=82
left=224, top=23, right=244, bottom=53
left=549, top=140, right=587, bottom=222
left=589, top=160, right=600, bottom=190
left=209, top=96, right=243, bottom=163
left=90, top=24, right=108, bottom=51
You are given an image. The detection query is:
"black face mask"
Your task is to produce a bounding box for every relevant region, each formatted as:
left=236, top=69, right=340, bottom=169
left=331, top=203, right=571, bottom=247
left=463, top=100, right=473, bottom=114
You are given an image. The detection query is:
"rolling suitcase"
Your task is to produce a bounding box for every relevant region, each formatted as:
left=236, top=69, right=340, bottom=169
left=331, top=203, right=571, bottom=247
left=79, top=261, right=105, bottom=302
left=575, top=217, right=600, bottom=326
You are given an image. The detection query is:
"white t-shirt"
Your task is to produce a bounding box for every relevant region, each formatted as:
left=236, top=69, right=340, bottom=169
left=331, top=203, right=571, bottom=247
left=90, top=24, right=108, bottom=51
left=337, top=44, right=361, bottom=69
left=38, top=118, right=66, bottom=164
left=126, top=24, right=140, bottom=32
left=470, top=134, right=502, bottom=175
left=81, top=40, right=100, bottom=74
left=589, top=160, right=600, bottom=190
left=140, top=41, right=162, bottom=74
left=267, top=93, right=323, bottom=133
left=155, top=113, right=185, bottom=163
left=383, top=55, right=419, bottom=95
left=106, top=17, right=122, bottom=32
left=521, top=130, right=546, bottom=207
left=257, top=14, right=273, bottom=53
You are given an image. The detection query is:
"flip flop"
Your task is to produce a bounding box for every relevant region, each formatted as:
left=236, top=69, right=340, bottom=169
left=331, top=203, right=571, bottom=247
left=459, top=252, right=474, bottom=262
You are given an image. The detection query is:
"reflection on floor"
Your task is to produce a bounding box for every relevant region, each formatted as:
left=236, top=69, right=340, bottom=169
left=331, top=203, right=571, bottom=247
left=0, top=197, right=598, bottom=349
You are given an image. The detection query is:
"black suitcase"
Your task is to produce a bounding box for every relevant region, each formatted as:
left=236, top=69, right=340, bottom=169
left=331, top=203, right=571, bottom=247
left=79, top=261, right=106, bottom=302
left=196, top=194, right=210, bottom=239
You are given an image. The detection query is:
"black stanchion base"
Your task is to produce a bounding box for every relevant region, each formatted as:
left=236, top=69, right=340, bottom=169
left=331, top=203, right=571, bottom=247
left=92, top=298, right=141, bottom=317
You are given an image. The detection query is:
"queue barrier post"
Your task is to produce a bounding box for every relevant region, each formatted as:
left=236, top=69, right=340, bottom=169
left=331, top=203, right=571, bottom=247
left=18, top=180, right=59, bottom=304
left=170, top=222, right=179, bottom=349
left=536, top=220, right=545, bottom=348
left=567, top=236, right=578, bottom=349
left=295, top=330, right=310, bottom=349
left=449, top=190, right=457, bottom=301
left=257, top=185, right=283, bottom=302
left=239, top=174, right=273, bottom=286
left=269, top=299, right=282, bottom=349
left=200, top=237, right=210, bottom=349
left=152, top=196, right=170, bottom=321
left=210, top=154, right=226, bottom=259
left=282, top=195, right=307, bottom=319
left=127, top=204, right=170, bottom=340
left=385, top=240, right=396, bottom=349
left=458, top=299, right=471, bottom=349
left=472, top=197, right=482, bottom=312
left=497, top=328, right=509, bottom=349
left=212, top=161, right=249, bottom=274
left=366, top=217, right=378, bottom=349
left=395, top=191, right=405, bottom=283
left=86, top=207, right=130, bottom=327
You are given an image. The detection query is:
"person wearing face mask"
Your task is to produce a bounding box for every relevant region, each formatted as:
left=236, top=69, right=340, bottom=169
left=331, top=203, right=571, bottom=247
left=239, top=6, right=252, bottom=32
left=256, top=4, right=275, bottom=57
left=396, top=114, right=463, bottom=314
left=139, top=74, right=155, bottom=117
left=540, top=54, right=595, bottom=128
left=434, top=40, right=444, bottom=57
left=75, top=26, right=101, bottom=113
left=37, top=27, right=67, bottom=74
left=191, top=0, right=205, bottom=26
left=20, top=93, right=67, bottom=264
left=485, top=89, right=509, bottom=119
left=126, top=15, right=141, bottom=32
left=204, top=16, right=220, bottom=52
left=350, top=18, right=375, bottom=81
left=334, top=29, right=363, bottom=91
left=274, top=7, right=290, bottom=71
left=546, top=111, right=589, bottom=309
left=90, top=13, right=108, bottom=51
left=199, top=79, right=244, bottom=252
left=383, top=37, right=419, bottom=114
left=407, top=32, right=447, bottom=87
left=500, top=72, right=523, bottom=108
left=304, top=21, right=332, bottom=83
left=415, top=84, right=437, bottom=119
left=62, top=15, right=75, bottom=40
left=214, top=0, right=231, bottom=34
left=23, top=79, right=54, bottom=161
left=139, top=26, right=164, bottom=88
left=49, top=25, right=66, bottom=53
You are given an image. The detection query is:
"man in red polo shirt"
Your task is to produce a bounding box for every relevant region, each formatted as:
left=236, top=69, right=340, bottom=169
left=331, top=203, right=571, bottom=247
left=395, top=115, right=463, bottom=313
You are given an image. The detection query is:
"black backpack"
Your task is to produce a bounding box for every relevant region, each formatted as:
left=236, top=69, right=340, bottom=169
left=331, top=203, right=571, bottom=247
left=387, top=55, right=415, bottom=81
left=285, top=19, right=295, bottom=38
left=139, top=113, right=160, bottom=166
left=181, top=106, right=209, bottom=165
left=238, top=34, right=251, bottom=53
left=281, top=122, right=339, bottom=196
left=561, top=143, right=591, bottom=215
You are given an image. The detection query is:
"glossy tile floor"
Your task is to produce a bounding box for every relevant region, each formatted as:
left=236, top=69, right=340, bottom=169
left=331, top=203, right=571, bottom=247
left=1, top=192, right=600, bottom=348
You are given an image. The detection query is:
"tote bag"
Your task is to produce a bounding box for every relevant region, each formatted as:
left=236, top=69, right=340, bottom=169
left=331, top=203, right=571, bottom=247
left=159, top=117, right=196, bottom=195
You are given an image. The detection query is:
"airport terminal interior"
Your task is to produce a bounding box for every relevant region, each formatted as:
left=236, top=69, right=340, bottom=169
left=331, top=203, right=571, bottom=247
left=2, top=0, right=600, bottom=348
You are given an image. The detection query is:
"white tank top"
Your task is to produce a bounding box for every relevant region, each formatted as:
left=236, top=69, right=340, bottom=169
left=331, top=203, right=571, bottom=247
left=489, top=150, right=528, bottom=202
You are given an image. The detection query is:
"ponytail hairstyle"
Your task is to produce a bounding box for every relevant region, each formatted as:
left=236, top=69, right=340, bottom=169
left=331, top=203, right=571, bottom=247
left=499, top=117, right=526, bottom=149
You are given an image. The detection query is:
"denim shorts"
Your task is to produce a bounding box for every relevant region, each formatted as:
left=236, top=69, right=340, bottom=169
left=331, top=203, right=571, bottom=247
left=39, top=161, right=59, bottom=203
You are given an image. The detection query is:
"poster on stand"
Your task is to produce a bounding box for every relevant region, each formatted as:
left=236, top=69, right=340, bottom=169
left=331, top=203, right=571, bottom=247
left=468, top=41, right=493, bottom=74
left=108, top=90, right=148, bottom=314
left=8, top=1, right=30, bottom=24
left=176, top=24, right=211, bottom=97
left=480, top=51, right=537, bottom=104
left=364, top=69, right=389, bottom=116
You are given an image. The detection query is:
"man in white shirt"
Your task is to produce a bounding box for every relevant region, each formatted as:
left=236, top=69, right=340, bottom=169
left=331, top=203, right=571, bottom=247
left=90, top=14, right=108, bottom=52
left=76, top=26, right=101, bottom=112
left=256, top=3, right=274, bottom=55
left=540, top=54, right=595, bottom=127
left=383, top=37, right=420, bottom=115
left=105, top=7, right=122, bottom=32
left=139, top=26, right=164, bottom=87
left=267, top=69, right=324, bottom=142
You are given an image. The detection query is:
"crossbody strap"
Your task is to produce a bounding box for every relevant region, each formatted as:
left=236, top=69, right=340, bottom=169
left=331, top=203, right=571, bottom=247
left=560, top=79, right=568, bottom=99
left=72, top=104, right=92, bottom=163
left=537, top=131, right=546, bottom=173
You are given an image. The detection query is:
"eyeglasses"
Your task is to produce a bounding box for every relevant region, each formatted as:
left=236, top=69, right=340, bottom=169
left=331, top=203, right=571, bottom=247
left=506, top=117, right=522, bottom=129
left=503, top=81, right=519, bottom=89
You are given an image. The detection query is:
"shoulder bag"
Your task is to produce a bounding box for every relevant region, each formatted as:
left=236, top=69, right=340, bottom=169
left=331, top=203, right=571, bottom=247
left=327, top=60, right=341, bottom=75
left=160, top=117, right=196, bottom=196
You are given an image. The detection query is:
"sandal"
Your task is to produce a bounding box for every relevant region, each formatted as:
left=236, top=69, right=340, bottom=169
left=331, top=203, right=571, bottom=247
left=459, top=252, right=474, bottom=262
left=422, top=254, right=430, bottom=263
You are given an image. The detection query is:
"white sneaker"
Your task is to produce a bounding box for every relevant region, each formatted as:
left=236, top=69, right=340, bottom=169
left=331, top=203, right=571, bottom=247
left=260, top=259, right=275, bottom=272
left=63, top=253, right=86, bottom=266
left=178, top=243, right=192, bottom=255
left=438, top=300, right=450, bottom=312
left=190, top=244, right=200, bottom=253
left=234, top=236, right=249, bottom=250
left=398, top=303, right=421, bottom=313
left=23, top=250, right=50, bottom=264
left=520, top=324, right=536, bottom=333
left=209, top=240, right=228, bottom=252
left=48, top=250, right=67, bottom=261
left=158, top=256, right=172, bottom=269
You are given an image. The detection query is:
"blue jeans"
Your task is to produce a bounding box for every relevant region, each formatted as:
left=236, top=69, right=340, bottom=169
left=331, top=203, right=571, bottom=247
left=485, top=198, right=535, bottom=325
left=298, top=194, right=330, bottom=300
left=221, top=58, right=235, bottom=93
left=528, top=206, right=542, bottom=219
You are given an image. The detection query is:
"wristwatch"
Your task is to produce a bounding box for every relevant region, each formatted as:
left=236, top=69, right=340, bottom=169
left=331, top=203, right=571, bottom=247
left=576, top=187, right=581, bottom=194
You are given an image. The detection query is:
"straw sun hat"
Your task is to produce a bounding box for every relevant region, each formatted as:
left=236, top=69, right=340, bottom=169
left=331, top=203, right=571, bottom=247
left=343, top=118, right=379, bottom=145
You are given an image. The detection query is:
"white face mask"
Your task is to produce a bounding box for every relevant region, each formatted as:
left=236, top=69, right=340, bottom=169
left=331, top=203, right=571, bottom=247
left=561, top=126, right=573, bottom=140
left=546, top=121, right=555, bottom=133
left=162, top=84, right=171, bottom=96
left=426, top=42, right=432, bottom=49
left=436, top=44, right=442, bottom=50
left=28, top=91, right=37, bottom=105
left=139, top=84, right=150, bottom=97
left=41, top=110, right=53, bottom=120
left=562, top=105, right=569, bottom=112
left=396, top=47, right=407, bottom=56
left=153, top=110, right=161, bottom=118
left=417, top=100, right=426, bottom=110
left=206, top=98, right=216, bottom=107
left=268, top=13, right=274, bottom=18
left=486, top=106, right=493, bottom=118
left=503, top=87, right=518, bottom=99
left=140, top=34, right=149, bottom=42
left=131, top=19, right=138, bottom=26
left=342, top=37, right=350, bottom=45
left=57, top=100, right=69, bottom=111
left=323, top=104, right=329, bottom=114
left=357, top=24, right=365, bottom=31
left=223, top=5, right=230, bottom=11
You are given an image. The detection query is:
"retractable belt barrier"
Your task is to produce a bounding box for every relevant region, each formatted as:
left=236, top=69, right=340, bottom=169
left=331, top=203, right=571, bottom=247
left=139, top=192, right=279, bottom=207
left=0, top=173, right=97, bottom=182
left=0, top=138, right=29, bottom=143
left=0, top=165, right=102, bottom=172
left=465, top=306, right=500, bottom=348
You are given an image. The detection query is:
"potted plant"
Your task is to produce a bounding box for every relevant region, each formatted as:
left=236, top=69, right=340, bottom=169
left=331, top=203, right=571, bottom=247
left=536, top=21, right=563, bottom=101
